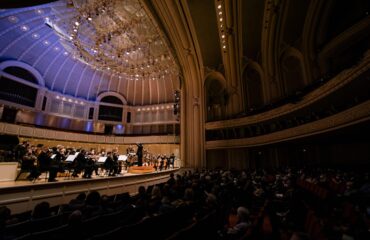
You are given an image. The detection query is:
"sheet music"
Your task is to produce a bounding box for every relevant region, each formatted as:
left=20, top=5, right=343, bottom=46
left=97, top=157, right=107, bottom=163
left=65, top=154, right=76, bottom=162
left=118, top=155, right=127, bottom=161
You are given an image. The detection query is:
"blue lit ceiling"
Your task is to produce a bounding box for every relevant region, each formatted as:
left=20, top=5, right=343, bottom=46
left=0, top=0, right=180, bottom=105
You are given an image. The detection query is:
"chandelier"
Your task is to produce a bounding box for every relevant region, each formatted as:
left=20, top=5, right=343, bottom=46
left=51, top=0, right=178, bottom=80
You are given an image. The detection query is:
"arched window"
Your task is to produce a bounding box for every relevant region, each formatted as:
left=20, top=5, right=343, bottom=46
left=98, top=95, right=123, bottom=122
left=3, top=66, right=38, bottom=84
left=100, top=96, right=123, bottom=105
left=0, top=69, right=39, bottom=107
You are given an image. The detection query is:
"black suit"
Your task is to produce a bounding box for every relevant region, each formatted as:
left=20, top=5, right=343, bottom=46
left=137, top=144, right=143, bottom=166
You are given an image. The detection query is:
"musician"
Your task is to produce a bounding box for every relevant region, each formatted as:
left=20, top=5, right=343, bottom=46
left=104, top=152, right=118, bottom=176
left=48, top=147, right=63, bottom=182
left=169, top=153, right=175, bottom=169
left=112, top=151, right=121, bottom=175
left=83, top=154, right=95, bottom=178
left=162, top=154, right=168, bottom=170
left=155, top=155, right=162, bottom=171
left=21, top=147, right=36, bottom=171
left=23, top=147, right=38, bottom=181
left=136, top=143, right=143, bottom=166
left=34, top=146, right=58, bottom=182
left=14, top=141, right=28, bottom=162
left=87, top=150, right=99, bottom=176
left=72, top=149, right=87, bottom=177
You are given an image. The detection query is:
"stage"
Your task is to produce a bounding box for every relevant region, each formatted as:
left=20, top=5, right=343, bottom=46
left=0, top=167, right=179, bottom=214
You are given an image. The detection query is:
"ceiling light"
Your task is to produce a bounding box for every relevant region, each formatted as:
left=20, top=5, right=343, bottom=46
left=49, top=0, right=179, bottom=81
left=8, top=16, right=19, bottom=23
left=32, top=33, right=40, bottom=39
left=20, top=25, right=29, bottom=31
left=218, top=4, right=221, bottom=9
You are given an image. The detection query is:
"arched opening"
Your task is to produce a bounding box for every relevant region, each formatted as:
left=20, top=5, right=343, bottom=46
left=98, top=95, right=123, bottom=122
left=100, top=96, right=123, bottom=105
left=205, top=77, right=227, bottom=122
left=3, top=66, right=38, bottom=84
left=281, top=50, right=306, bottom=96
left=0, top=67, right=40, bottom=107
left=243, top=65, right=264, bottom=111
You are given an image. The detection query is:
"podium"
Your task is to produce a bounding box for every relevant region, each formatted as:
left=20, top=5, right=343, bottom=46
left=128, top=166, right=155, bottom=174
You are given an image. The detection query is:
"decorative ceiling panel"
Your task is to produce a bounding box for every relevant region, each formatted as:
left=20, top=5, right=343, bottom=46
left=0, top=0, right=180, bottom=105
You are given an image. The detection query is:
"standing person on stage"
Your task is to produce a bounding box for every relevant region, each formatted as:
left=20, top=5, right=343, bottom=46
left=48, top=147, right=61, bottom=182
left=136, top=143, right=143, bottom=166
left=169, top=153, right=175, bottom=169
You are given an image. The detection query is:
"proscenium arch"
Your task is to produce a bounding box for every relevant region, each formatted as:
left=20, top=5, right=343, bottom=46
left=0, top=60, right=45, bottom=87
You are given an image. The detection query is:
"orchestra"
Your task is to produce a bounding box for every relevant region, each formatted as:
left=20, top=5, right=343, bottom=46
left=16, top=142, right=177, bottom=182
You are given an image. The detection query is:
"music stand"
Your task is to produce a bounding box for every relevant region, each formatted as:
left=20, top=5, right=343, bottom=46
left=65, top=154, right=76, bottom=162
left=118, top=155, right=127, bottom=161
left=64, top=154, right=77, bottom=179
left=97, top=157, right=107, bottom=163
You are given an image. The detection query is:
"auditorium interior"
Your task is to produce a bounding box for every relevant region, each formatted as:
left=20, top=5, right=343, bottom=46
left=0, top=0, right=370, bottom=239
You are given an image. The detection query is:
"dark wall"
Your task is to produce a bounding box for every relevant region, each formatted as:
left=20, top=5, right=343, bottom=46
left=206, top=142, right=370, bottom=170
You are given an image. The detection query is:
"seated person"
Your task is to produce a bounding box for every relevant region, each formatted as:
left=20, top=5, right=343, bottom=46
left=223, top=206, right=251, bottom=239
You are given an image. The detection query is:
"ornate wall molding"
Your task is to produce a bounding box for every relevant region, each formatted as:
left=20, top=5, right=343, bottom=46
left=0, top=122, right=180, bottom=144
left=206, top=51, right=370, bottom=130
left=206, top=99, right=370, bottom=149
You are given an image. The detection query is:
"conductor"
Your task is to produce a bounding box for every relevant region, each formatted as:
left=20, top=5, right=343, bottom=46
left=136, top=143, right=143, bottom=166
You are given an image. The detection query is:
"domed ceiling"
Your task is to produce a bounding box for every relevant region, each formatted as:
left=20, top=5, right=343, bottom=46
left=0, top=0, right=180, bottom=105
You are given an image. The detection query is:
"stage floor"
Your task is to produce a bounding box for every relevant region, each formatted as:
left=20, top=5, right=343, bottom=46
left=0, top=167, right=178, bottom=189
left=0, top=168, right=179, bottom=214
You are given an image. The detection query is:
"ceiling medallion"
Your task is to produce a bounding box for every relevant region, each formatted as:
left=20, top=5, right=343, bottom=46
left=51, top=0, right=178, bottom=80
